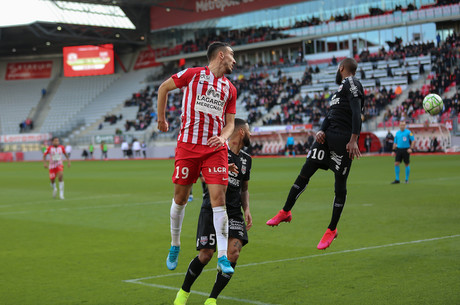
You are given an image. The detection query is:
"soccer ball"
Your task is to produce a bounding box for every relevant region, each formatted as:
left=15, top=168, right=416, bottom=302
left=422, top=93, right=444, bottom=115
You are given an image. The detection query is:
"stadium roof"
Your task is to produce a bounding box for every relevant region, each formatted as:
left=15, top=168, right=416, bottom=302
left=0, top=0, right=136, bottom=29
left=0, top=0, right=161, bottom=57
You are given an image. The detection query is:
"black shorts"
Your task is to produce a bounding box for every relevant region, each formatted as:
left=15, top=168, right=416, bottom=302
left=395, top=148, right=410, bottom=164
left=196, top=208, right=248, bottom=250
left=287, top=144, right=294, bottom=151
left=306, top=130, right=352, bottom=177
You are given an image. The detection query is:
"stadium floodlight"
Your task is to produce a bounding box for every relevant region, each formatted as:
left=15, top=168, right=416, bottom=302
left=0, top=0, right=136, bottom=29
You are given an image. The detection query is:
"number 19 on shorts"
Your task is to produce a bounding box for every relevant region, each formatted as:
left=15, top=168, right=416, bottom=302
left=175, top=166, right=189, bottom=179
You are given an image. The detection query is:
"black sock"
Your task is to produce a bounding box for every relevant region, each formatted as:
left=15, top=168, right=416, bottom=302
left=209, top=262, right=236, bottom=299
left=181, top=256, right=206, bottom=292
left=282, top=162, right=319, bottom=212
left=328, top=194, right=346, bottom=230
left=328, top=173, right=348, bottom=230
left=283, top=175, right=309, bottom=212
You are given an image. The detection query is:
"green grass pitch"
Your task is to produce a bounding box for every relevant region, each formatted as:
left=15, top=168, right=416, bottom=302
left=0, top=155, right=459, bottom=305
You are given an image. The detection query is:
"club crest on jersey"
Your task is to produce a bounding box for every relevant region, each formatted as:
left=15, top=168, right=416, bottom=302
left=200, top=236, right=208, bottom=245
left=199, top=74, right=211, bottom=81
left=222, top=85, right=229, bottom=95
left=241, top=165, right=246, bottom=175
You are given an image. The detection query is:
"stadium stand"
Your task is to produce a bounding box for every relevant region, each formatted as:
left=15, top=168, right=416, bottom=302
left=39, top=74, right=121, bottom=135
left=0, top=79, right=50, bottom=134
left=67, top=69, right=154, bottom=141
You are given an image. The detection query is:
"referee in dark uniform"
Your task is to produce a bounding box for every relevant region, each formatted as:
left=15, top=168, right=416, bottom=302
left=173, top=118, right=253, bottom=305
left=267, top=58, right=364, bottom=250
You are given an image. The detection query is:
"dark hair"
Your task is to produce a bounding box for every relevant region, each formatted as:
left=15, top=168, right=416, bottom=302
left=234, top=118, right=248, bottom=130
left=340, top=58, right=358, bottom=75
left=51, top=136, right=59, bottom=141
left=207, top=41, right=230, bottom=62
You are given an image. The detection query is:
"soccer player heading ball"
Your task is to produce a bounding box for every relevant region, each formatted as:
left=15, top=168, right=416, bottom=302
left=43, top=137, right=71, bottom=199
left=174, top=118, right=252, bottom=305
left=267, top=58, right=364, bottom=250
left=157, top=42, right=237, bottom=274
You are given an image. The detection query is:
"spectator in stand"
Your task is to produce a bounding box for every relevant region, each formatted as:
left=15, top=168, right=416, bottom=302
left=25, top=118, right=33, bottom=130
left=121, top=140, right=129, bottom=159
left=89, top=144, right=94, bottom=159
left=331, top=56, right=337, bottom=66
left=419, top=61, right=425, bottom=74
left=430, top=137, right=439, bottom=152
left=407, top=3, right=416, bottom=11
left=65, top=144, right=72, bottom=158
left=141, top=141, right=147, bottom=158
left=360, top=68, right=366, bottom=80
left=132, top=139, right=141, bottom=158
left=81, top=149, right=89, bottom=160
left=386, top=64, right=393, bottom=77
left=101, top=142, right=108, bottom=160
left=365, top=134, right=372, bottom=153
left=384, top=130, right=394, bottom=153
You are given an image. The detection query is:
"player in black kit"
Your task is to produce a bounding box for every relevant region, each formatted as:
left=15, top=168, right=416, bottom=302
left=267, top=58, right=364, bottom=250
left=174, top=118, right=253, bottom=305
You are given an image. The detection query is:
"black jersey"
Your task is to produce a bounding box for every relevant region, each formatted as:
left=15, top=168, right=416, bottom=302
left=325, top=76, right=364, bottom=134
left=202, top=147, right=252, bottom=214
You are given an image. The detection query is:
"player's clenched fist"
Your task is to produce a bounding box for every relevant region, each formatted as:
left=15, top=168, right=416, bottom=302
left=157, top=120, right=169, bottom=132
left=316, top=130, right=326, bottom=144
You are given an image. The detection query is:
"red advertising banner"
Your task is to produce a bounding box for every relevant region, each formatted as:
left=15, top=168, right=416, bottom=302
left=150, top=0, right=306, bottom=30
left=134, top=49, right=162, bottom=70
left=5, top=61, right=52, bottom=80
left=63, top=44, right=114, bottom=77
left=0, top=133, right=52, bottom=143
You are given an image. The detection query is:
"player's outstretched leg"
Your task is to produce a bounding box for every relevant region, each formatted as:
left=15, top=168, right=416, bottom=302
left=168, top=196, right=187, bottom=270
left=318, top=172, right=346, bottom=250
left=208, top=184, right=233, bottom=274
left=174, top=253, right=210, bottom=305
left=267, top=161, right=318, bottom=226
left=206, top=238, right=241, bottom=303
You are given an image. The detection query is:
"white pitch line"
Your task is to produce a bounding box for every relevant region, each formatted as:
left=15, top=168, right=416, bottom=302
left=126, top=234, right=460, bottom=282
left=124, top=281, right=278, bottom=305
left=0, top=194, right=131, bottom=208
left=0, top=200, right=169, bottom=215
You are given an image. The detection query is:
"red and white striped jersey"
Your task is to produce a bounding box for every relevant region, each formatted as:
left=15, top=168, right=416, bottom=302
left=44, top=145, right=66, bottom=169
left=172, top=66, right=237, bottom=145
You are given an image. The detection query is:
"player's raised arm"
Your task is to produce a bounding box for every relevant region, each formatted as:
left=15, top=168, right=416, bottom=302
left=157, top=77, right=178, bottom=132
left=241, top=180, right=252, bottom=230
